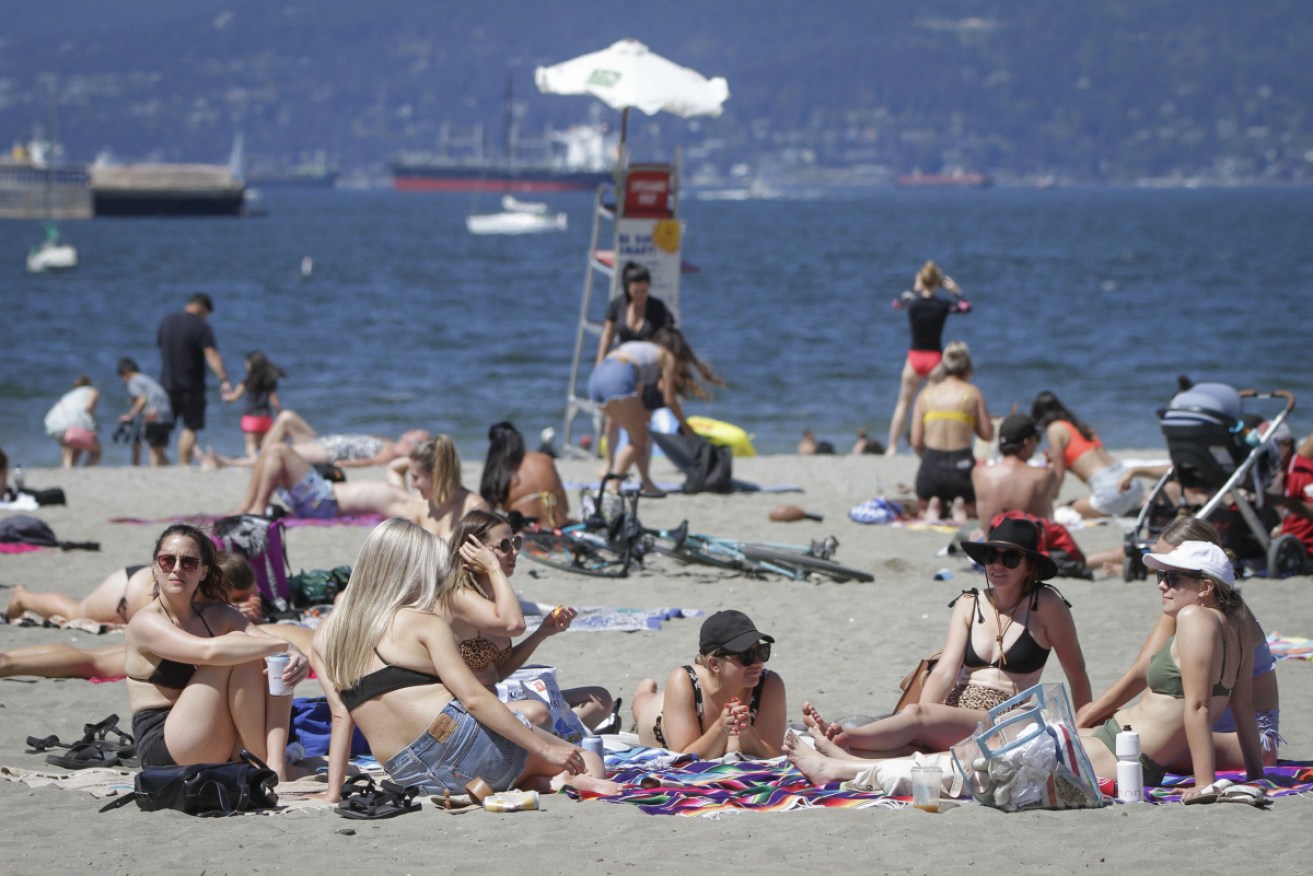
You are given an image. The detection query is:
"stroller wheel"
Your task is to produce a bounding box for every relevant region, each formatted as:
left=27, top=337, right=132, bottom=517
left=1267, top=535, right=1309, bottom=579
left=1122, top=550, right=1147, bottom=582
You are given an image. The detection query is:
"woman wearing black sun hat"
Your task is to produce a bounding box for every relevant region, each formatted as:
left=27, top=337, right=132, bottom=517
left=797, top=517, right=1091, bottom=758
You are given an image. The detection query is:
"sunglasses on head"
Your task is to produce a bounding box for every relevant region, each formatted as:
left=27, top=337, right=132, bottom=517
left=488, top=535, right=524, bottom=554
left=719, top=642, right=771, bottom=665
left=1157, top=570, right=1201, bottom=588
left=156, top=553, right=202, bottom=573
left=979, top=547, right=1025, bottom=569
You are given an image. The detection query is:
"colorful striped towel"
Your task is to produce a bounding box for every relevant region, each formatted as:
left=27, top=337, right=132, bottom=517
left=1267, top=632, right=1313, bottom=661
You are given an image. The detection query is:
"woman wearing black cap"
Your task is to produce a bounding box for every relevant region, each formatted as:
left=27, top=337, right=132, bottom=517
left=631, top=609, right=787, bottom=758
left=801, top=517, right=1090, bottom=758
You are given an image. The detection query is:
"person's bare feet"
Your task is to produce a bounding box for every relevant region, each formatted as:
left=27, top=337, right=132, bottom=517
left=783, top=730, right=848, bottom=786
left=800, top=701, right=833, bottom=736
left=552, top=772, right=621, bottom=796
left=801, top=701, right=849, bottom=753
left=950, top=497, right=968, bottom=523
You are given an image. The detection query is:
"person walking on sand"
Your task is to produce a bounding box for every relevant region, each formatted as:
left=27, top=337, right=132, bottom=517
left=43, top=375, right=102, bottom=468
left=157, top=293, right=229, bottom=466
left=886, top=262, right=971, bottom=456
left=222, top=350, right=286, bottom=460
left=116, top=358, right=174, bottom=467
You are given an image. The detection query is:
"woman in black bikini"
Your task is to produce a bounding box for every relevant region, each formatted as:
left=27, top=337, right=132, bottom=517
left=631, top=610, right=787, bottom=758
left=801, top=517, right=1090, bottom=758
left=312, top=518, right=613, bottom=801
left=124, top=524, right=310, bottom=778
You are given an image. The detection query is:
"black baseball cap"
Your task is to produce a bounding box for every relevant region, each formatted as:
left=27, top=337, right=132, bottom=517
left=999, top=413, right=1039, bottom=446
left=699, top=610, right=774, bottom=654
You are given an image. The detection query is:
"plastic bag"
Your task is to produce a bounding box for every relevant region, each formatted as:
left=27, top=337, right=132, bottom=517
left=495, top=664, right=588, bottom=744
left=949, top=682, right=1104, bottom=811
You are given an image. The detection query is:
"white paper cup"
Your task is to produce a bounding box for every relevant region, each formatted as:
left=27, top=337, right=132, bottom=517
left=910, top=765, right=942, bottom=812
left=265, top=653, right=292, bottom=696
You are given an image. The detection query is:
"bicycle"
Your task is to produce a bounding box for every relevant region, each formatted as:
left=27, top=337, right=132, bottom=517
left=645, top=525, right=874, bottom=583
left=519, top=475, right=647, bottom=578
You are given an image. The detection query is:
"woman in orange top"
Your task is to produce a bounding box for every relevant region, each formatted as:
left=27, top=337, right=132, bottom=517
left=1031, top=390, right=1143, bottom=518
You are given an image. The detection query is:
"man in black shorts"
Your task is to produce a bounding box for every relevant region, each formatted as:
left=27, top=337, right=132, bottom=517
left=157, top=293, right=230, bottom=466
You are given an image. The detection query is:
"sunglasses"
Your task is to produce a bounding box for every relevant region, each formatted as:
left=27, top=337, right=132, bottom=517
left=978, top=547, right=1025, bottom=569
left=156, top=553, right=202, bottom=573
left=1157, top=570, right=1201, bottom=588
left=488, top=535, right=524, bottom=554
left=719, top=642, right=771, bottom=665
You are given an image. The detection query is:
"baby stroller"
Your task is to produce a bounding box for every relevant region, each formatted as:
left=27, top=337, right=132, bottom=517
left=1123, top=383, right=1302, bottom=580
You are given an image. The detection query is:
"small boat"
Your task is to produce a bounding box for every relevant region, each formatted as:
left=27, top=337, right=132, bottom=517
left=466, top=194, right=568, bottom=235
left=27, top=221, right=77, bottom=272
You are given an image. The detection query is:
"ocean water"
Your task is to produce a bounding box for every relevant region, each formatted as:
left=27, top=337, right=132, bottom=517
left=2, top=185, right=1311, bottom=469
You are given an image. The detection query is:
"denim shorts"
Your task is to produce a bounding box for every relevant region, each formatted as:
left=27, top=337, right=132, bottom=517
left=276, top=467, right=339, bottom=519
left=588, top=358, right=638, bottom=406
left=382, top=700, right=528, bottom=794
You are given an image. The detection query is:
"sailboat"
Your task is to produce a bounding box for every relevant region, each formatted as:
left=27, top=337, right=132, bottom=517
left=26, top=89, right=77, bottom=273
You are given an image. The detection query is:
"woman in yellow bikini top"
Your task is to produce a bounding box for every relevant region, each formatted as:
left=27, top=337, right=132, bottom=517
left=910, top=341, right=994, bottom=519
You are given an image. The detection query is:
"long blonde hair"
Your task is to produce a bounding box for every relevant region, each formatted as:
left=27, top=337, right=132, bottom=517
left=410, top=435, right=462, bottom=504
left=319, top=517, right=442, bottom=690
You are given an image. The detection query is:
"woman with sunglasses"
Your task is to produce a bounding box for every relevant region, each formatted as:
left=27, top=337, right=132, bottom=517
left=313, top=518, right=614, bottom=801
left=1077, top=517, right=1280, bottom=769
left=436, top=511, right=614, bottom=732
left=801, top=517, right=1090, bottom=758
left=124, top=524, right=310, bottom=778
left=631, top=610, right=787, bottom=758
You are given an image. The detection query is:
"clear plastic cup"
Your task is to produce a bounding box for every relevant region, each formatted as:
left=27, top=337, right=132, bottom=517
left=910, top=765, right=942, bottom=812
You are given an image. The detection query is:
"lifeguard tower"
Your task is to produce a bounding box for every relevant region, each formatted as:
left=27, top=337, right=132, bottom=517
left=560, top=158, right=688, bottom=455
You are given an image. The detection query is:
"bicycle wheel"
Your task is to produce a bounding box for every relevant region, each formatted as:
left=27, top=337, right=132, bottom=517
left=739, top=545, right=874, bottom=583
left=648, top=533, right=765, bottom=577
left=522, top=531, right=631, bottom=578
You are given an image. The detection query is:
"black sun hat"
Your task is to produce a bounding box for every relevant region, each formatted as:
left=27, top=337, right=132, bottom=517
left=960, top=517, right=1058, bottom=581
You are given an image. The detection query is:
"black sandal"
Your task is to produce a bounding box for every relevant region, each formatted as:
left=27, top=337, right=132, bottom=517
left=336, top=775, right=422, bottom=820
left=81, top=714, right=136, bottom=761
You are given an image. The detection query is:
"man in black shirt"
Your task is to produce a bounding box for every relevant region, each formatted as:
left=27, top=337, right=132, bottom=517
left=157, top=293, right=230, bottom=466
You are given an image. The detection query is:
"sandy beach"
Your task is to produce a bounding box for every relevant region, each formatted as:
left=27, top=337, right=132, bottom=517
left=1, top=452, right=1309, bottom=873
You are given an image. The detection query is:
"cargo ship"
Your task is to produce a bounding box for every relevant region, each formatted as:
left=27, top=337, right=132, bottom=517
left=392, top=122, right=614, bottom=193
left=0, top=141, right=92, bottom=219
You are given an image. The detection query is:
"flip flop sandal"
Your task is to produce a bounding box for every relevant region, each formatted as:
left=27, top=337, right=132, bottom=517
left=25, top=734, right=70, bottom=753
left=1219, top=783, right=1272, bottom=808
left=1183, top=778, right=1233, bottom=805
left=82, top=714, right=136, bottom=754
left=45, top=740, right=121, bottom=770
left=335, top=776, right=421, bottom=820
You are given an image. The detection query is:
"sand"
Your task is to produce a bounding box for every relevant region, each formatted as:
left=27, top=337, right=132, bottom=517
left=1, top=453, right=1309, bottom=873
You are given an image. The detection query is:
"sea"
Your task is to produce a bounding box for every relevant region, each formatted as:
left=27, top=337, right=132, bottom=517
left=2, top=185, right=1311, bottom=470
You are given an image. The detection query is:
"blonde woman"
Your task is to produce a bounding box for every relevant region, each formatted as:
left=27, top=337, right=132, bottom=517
left=393, top=435, right=488, bottom=552
left=312, top=518, right=614, bottom=801
left=909, top=340, right=993, bottom=520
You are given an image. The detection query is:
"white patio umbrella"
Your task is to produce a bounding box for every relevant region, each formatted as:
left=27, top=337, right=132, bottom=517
left=534, top=39, right=729, bottom=145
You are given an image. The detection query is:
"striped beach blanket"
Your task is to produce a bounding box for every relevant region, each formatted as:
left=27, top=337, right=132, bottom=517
left=1267, top=632, right=1313, bottom=661
left=1148, top=763, right=1313, bottom=803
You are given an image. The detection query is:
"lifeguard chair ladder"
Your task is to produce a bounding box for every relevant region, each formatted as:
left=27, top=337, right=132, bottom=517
left=561, top=157, right=682, bottom=456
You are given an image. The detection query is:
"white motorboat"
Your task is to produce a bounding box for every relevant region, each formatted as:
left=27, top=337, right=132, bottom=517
left=466, top=196, right=568, bottom=235
left=27, top=222, right=77, bottom=272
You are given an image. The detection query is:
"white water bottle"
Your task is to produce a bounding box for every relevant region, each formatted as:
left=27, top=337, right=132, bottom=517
left=1115, top=725, right=1144, bottom=804
left=13, top=463, right=24, bottom=492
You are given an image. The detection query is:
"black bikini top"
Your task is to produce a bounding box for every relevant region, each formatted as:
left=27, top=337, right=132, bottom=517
left=952, top=588, right=1058, bottom=675
left=340, top=648, right=443, bottom=713
left=129, top=604, right=216, bottom=688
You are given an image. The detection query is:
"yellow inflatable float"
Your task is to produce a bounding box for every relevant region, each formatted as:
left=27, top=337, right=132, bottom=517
left=688, top=415, right=756, bottom=457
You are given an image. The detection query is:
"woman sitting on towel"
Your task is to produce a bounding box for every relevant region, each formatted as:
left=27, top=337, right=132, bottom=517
left=588, top=327, right=723, bottom=498
left=124, top=524, right=309, bottom=779
left=789, top=538, right=1265, bottom=802
left=909, top=340, right=993, bottom=522
left=436, top=510, right=614, bottom=731
left=1077, top=516, right=1280, bottom=769
left=631, top=609, right=787, bottom=758
left=802, top=517, right=1091, bottom=757
left=479, top=421, right=570, bottom=528
left=312, top=517, right=615, bottom=800
left=393, top=434, right=488, bottom=554
left=1031, top=389, right=1142, bottom=519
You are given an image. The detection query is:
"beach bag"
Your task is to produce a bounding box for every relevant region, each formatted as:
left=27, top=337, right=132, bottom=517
left=99, top=750, right=278, bottom=816
left=496, top=665, right=588, bottom=744
left=683, top=436, right=733, bottom=494
left=288, top=565, right=352, bottom=608
left=893, top=652, right=941, bottom=714
left=948, top=682, right=1104, bottom=812
left=289, top=696, right=371, bottom=757
left=213, top=515, right=291, bottom=611
left=0, top=514, right=99, bottom=550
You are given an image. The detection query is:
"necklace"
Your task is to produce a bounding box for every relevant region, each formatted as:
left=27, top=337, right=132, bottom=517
left=989, top=589, right=1023, bottom=668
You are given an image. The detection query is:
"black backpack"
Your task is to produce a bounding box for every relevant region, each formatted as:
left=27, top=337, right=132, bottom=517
left=683, top=438, right=734, bottom=494
left=0, top=514, right=98, bottom=550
